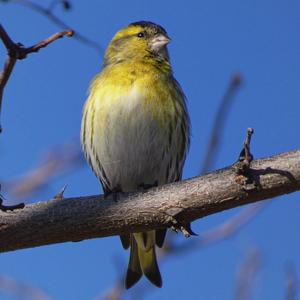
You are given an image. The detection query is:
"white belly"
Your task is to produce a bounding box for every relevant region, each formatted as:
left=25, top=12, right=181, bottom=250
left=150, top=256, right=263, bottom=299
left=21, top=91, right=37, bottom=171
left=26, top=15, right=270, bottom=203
left=89, top=87, right=172, bottom=192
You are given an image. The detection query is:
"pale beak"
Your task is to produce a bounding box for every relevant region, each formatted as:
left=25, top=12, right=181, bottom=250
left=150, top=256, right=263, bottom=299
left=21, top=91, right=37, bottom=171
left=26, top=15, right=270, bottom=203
left=149, top=34, right=171, bottom=51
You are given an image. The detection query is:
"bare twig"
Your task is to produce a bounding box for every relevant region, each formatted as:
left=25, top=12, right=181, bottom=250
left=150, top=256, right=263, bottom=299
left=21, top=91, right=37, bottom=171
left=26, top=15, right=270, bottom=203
left=48, top=0, right=72, bottom=12
left=53, top=184, right=68, bottom=200
left=1, top=0, right=103, bottom=53
left=100, top=281, right=124, bottom=300
left=235, top=249, right=262, bottom=300
left=201, top=73, right=242, bottom=174
left=199, top=205, right=263, bottom=245
left=233, top=128, right=259, bottom=192
left=285, top=262, right=298, bottom=300
left=0, top=274, right=52, bottom=300
left=162, top=203, right=265, bottom=255
left=0, top=24, right=73, bottom=59
left=0, top=24, right=73, bottom=132
left=99, top=257, right=126, bottom=300
left=0, top=147, right=299, bottom=253
left=235, top=128, right=254, bottom=173
left=3, top=141, right=83, bottom=202
left=0, top=56, right=16, bottom=132
left=24, top=30, right=74, bottom=54
left=243, top=128, right=254, bottom=163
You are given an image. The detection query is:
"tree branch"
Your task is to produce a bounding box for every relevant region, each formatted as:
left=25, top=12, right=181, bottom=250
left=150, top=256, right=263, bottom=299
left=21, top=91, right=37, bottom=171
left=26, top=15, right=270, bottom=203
left=0, top=24, right=73, bottom=132
left=285, top=262, right=298, bottom=300
left=235, top=249, right=262, bottom=300
left=1, top=0, right=103, bottom=53
left=4, top=140, right=83, bottom=202
left=200, top=73, right=242, bottom=174
left=0, top=274, right=51, bottom=300
left=0, top=148, right=299, bottom=253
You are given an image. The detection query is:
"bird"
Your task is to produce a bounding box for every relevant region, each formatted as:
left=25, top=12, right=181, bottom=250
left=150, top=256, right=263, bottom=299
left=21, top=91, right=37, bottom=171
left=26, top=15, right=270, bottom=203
left=81, top=21, right=190, bottom=289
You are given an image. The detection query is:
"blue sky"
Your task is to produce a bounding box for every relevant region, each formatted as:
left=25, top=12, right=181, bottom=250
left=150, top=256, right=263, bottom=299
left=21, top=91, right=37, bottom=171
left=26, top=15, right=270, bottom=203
left=0, top=0, right=300, bottom=299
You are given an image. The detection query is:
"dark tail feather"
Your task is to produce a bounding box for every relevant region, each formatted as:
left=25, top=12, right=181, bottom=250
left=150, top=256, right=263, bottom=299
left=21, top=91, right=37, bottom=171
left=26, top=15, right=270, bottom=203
left=125, top=237, right=142, bottom=289
left=120, top=234, right=130, bottom=249
left=138, top=244, right=162, bottom=287
left=156, top=229, right=167, bottom=248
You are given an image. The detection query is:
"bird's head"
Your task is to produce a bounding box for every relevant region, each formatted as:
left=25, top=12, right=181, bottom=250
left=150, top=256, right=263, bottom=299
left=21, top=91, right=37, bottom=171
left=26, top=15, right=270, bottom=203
left=104, top=21, right=171, bottom=66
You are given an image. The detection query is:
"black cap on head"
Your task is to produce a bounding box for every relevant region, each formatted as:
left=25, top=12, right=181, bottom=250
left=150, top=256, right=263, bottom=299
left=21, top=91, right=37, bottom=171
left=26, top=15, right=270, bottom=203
left=129, top=21, right=167, bottom=36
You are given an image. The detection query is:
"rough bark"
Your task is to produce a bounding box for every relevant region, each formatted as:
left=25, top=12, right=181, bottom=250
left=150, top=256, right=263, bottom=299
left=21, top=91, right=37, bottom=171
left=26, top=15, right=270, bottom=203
left=0, top=148, right=299, bottom=253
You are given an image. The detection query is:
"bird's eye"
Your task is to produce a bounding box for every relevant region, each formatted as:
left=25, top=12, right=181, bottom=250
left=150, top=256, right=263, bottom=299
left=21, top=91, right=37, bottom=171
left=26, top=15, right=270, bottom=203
left=137, top=32, right=145, bottom=38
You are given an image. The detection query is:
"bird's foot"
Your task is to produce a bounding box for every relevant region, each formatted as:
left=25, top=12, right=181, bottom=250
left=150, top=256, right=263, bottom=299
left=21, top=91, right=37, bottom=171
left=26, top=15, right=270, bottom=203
left=104, top=185, right=123, bottom=202
left=0, top=199, right=25, bottom=212
left=0, top=185, right=25, bottom=212
left=138, top=181, right=158, bottom=191
left=165, top=212, right=197, bottom=238
left=171, top=222, right=197, bottom=238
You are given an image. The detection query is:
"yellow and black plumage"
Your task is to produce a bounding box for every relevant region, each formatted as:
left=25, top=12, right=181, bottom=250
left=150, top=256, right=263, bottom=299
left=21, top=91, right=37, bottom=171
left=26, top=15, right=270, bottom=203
left=81, top=21, right=190, bottom=288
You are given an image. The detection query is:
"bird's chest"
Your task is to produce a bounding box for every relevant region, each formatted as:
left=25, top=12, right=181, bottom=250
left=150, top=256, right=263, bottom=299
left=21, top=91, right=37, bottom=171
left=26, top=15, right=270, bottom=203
left=93, top=86, right=171, bottom=190
left=103, top=86, right=165, bottom=139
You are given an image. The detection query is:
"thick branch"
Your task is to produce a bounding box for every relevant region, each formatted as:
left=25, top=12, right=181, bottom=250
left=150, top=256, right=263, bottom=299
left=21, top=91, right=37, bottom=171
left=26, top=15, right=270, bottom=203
left=0, top=148, right=299, bottom=253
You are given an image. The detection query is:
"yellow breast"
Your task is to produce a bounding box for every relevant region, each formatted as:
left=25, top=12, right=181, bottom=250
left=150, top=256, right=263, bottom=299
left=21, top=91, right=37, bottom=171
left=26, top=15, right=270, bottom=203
left=88, top=61, right=178, bottom=128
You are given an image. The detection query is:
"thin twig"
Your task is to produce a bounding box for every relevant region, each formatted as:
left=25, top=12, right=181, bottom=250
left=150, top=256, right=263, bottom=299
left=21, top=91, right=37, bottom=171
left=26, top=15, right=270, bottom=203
left=236, top=128, right=254, bottom=170
left=243, top=128, right=254, bottom=162
left=0, top=274, right=52, bottom=300
left=2, top=0, right=103, bottom=53
left=24, top=30, right=74, bottom=55
left=0, top=56, right=16, bottom=132
left=53, top=184, right=68, bottom=200
left=233, top=128, right=257, bottom=190
left=100, top=281, right=124, bottom=300
left=285, top=262, right=298, bottom=300
left=201, top=73, right=242, bottom=174
left=0, top=24, right=73, bottom=59
left=3, top=141, right=83, bottom=202
left=0, top=24, right=73, bottom=132
left=48, top=0, right=72, bottom=12
left=99, top=257, right=126, bottom=300
left=161, top=203, right=265, bottom=255
left=235, top=249, right=262, bottom=300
